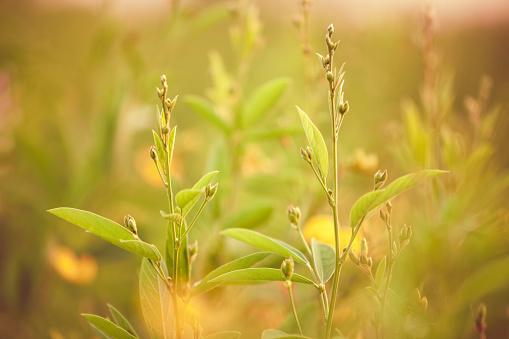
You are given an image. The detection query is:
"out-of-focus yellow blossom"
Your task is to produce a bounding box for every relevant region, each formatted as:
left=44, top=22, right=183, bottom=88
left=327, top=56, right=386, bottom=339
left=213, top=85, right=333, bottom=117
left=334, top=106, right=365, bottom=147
left=48, top=245, right=97, bottom=284
left=241, top=145, right=276, bottom=176
left=303, top=215, right=362, bottom=253
left=135, top=147, right=183, bottom=187
left=348, top=148, right=378, bottom=174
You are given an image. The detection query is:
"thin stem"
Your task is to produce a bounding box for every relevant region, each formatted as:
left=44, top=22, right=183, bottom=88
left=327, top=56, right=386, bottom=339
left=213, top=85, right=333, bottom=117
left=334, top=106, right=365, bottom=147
left=309, top=162, right=330, bottom=198
left=380, top=221, right=398, bottom=339
left=149, top=259, right=170, bottom=288
left=286, top=282, right=303, bottom=336
left=180, top=199, right=208, bottom=240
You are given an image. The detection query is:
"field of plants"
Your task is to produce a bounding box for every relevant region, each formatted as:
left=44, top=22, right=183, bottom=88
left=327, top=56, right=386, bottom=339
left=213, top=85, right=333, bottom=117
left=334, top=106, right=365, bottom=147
left=1, top=0, right=509, bottom=338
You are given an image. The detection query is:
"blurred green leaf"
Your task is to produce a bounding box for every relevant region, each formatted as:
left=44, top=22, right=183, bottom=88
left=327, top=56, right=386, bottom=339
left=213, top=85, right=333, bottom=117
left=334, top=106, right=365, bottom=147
left=221, top=228, right=309, bottom=264
left=242, top=78, right=290, bottom=127
left=139, top=258, right=173, bottom=339
left=210, top=268, right=314, bottom=285
left=349, top=170, right=447, bottom=229
left=82, top=314, right=136, bottom=339
left=262, top=329, right=310, bottom=339
left=296, top=106, right=328, bottom=181
left=48, top=208, right=161, bottom=261
left=175, top=189, right=203, bottom=217
left=168, top=126, right=177, bottom=169
left=311, top=238, right=335, bottom=283
left=185, top=95, right=231, bottom=134
left=107, top=304, right=139, bottom=338
left=192, top=252, right=271, bottom=296
left=375, top=256, right=386, bottom=288
left=152, top=130, right=166, bottom=169
left=245, top=126, right=302, bottom=141
left=203, top=331, right=241, bottom=339
left=223, top=202, right=273, bottom=230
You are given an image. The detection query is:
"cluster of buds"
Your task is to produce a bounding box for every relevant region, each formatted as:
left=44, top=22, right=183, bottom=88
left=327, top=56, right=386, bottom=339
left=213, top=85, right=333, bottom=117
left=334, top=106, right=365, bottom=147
left=349, top=238, right=373, bottom=275
left=380, top=201, right=392, bottom=226
left=124, top=215, right=138, bottom=238
left=300, top=146, right=313, bottom=164
left=281, top=257, right=295, bottom=287
left=374, top=169, right=387, bottom=190
left=399, top=224, right=412, bottom=248
left=205, top=183, right=219, bottom=202
left=287, top=205, right=301, bottom=229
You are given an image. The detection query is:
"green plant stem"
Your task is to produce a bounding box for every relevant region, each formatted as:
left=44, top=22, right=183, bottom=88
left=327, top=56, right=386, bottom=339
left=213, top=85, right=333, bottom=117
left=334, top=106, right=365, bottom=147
left=286, top=282, right=303, bottom=336
left=180, top=199, right=208, bottom=240
left=309, top=162, right=330, bottom=198
left=380, top=223, right=399, bottom=339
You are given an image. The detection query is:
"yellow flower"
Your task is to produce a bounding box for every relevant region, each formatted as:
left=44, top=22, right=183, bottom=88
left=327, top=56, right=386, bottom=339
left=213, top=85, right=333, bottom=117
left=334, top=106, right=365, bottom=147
left=303, top=215, right=362, bottom=253
left=48, top=245, right=97, bottom=284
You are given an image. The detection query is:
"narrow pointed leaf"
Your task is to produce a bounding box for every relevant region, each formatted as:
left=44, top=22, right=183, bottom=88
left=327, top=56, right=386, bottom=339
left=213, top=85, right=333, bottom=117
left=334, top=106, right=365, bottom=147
left=210, top=268, right=314, bottom=285
left=82, top=314, right=136, bottom=339
left=167, top=126, right=177, bottom=169
left=139, top=258, right=173, bottom=339
left=221, top=228, right=308, bottom=264
left=349, top=170, right=447, bottom=229
left=107, top=304, right=139, bottom=338
left=152, top=130, right=166, bottom=170
left=159, top=211, right=182, bottom=223
left=175, top=189, right=203, bottom=217
left=192, top=170, right=219, bottom=190
left=48, top=208, right=161, bottom=261
left=203, top=331, right=242, bottom=339
left=242, top=78, right=290, bottom=126
left=192, top=252, right=271, bottom=296
left=296, top=106, right=328, bottom=180
left=311, top=238, right=335, bottom=283
left=185, top=95, right=231, bottom=134
left=375, top=256, right=386, bottom=288
left=366, top=286, right=378, bottom=297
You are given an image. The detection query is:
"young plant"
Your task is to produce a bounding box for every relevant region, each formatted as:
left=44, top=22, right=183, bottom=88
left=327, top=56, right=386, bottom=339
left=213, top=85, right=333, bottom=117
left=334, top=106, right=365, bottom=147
left=219, top=24, right=446, bottom=338
left=48, top=76, right=265, bottom=339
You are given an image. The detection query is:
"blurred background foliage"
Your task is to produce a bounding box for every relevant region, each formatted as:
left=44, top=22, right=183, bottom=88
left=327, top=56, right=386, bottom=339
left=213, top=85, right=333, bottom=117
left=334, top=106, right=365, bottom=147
left=0, top=0, right=508, bottom=338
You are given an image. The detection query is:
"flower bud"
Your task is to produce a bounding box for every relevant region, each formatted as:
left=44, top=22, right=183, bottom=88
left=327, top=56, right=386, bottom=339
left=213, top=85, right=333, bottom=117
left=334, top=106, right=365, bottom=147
left=300, top=147, right=312, bottom=164
left=374, top=169, right=387, bottom=190
left=281, top=257, right=294, bottom=281
left=399, top=224, right=412, bottom=247
left=162, top=126, right=170, bottom=135
left=149, top=146, right=157, bottom=161
left=327, top=23, right=334, bottom=35
left=326, top=71, right=334, bottom=82
left=380, top=210, right=390, bottom=224
left=287, top=205, right=301, bottom=228
left=367, top=257, right=373, bottom=268
left=349, top=249, right=360, bottom=265
left=359, top=254, right=369, bottom=266
left=124, top=215, right=138, bottom=235
left=205, top=183, right=218, bottom=201
left=475, top=302, right=487, bottom=335
left=338, top=101, right=349, bottom=115
left=360, top=238, right=368, bottom=256
left=188, top=240, right=198, bottom=264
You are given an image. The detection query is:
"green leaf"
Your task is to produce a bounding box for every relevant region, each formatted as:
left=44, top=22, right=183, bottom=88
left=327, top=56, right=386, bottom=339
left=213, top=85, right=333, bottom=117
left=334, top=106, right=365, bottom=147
left=192, top=170, right=219, bottom=190
left=167, top=126, right=177, bottom=170
left=210, top=268, right=314, bottom=285
left=203, top=331, right=242, bottom=339
left=175, top=189, right=203, bottom=217
left=366, top=286, right=378, bottom=296
left=221, top=228, right=309, bottom=265
left=48, top=208, right=161, bottom=261
left=223, top=202, right=273, bottom=230
left=192, top=252, right=271, bottom=296
left=375, top=256, right=386, bottom=288
left=159, top=211, right=182, bottom=223
left=262, top=329, right=310, bottom=339
left=152, top=130, right=166, bottom=169
left=82, top=314, right=136, bottom=339
left=184, top=95, right=231, bottom=134
left=311, top=238, right=335, bottom=283
left=296, top=106, right=328, bottom=181
left=349, top=170, right=447, bottom=229
left=107, top=304, right=139, bottom=338
left=242, top=78, right=290, bottom=126
left=139, top=258, right=173, bottom=339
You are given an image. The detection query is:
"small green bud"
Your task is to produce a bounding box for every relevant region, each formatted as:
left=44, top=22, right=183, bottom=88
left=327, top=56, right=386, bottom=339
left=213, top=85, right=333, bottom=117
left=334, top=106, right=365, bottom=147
left=281, top=257, right=294, bottom=281
left=327, top=23, right=334, bottom=35
left=318, top=283, right=325, bottom=293
left=161, top=74, right=167, bottom=85
left=326, top=71, right=334, bottom=82
left=380, top=209, right=390, bottom=224
left=338, top=101, right=349, bottom=115
left=399, top=224, right=412, bottom=247
left=188, top=240, right=198, bottom=264
left=367, top=257, right=373, bottom=268
left=165, top=98, right=172, bottom=108
left=162, top=126, right=170, bottom=135
left=359, top=254, right=369, bottom=266
left=323, top=55, right=330, bottom=67
left=205, top=183, right=218, bottom=201
left=149, top=146, right=157, bottom=161
left=300, top=147, right=312, bottom=164
left=349, top=249, right=360, bottom=265
left=287, top=205, right=301, bottom=228
left=386, top=201, right=392, bottom=215
left=475, top=302, right=487, bottom=335
left=360, top=238, right=368, bottom=256
left=157, top=87, right=163, bottom=99
left=374, top=169, right=388, bottom=190
left=124, top=215, right=138, bottom=235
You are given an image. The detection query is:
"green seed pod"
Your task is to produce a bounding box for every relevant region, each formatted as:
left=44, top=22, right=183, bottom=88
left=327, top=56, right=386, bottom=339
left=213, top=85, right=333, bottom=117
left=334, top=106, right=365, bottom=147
left=349, top=249, right=360, bottom=265
left=360, top=238, right=368, bottom=256
left=149, top=146, right=157, bottom=161
left=281, top=257, right=294, bottom=281
left=124, top=215, right=138, bottom=235
left=287, top=205, right=301, bottom=228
